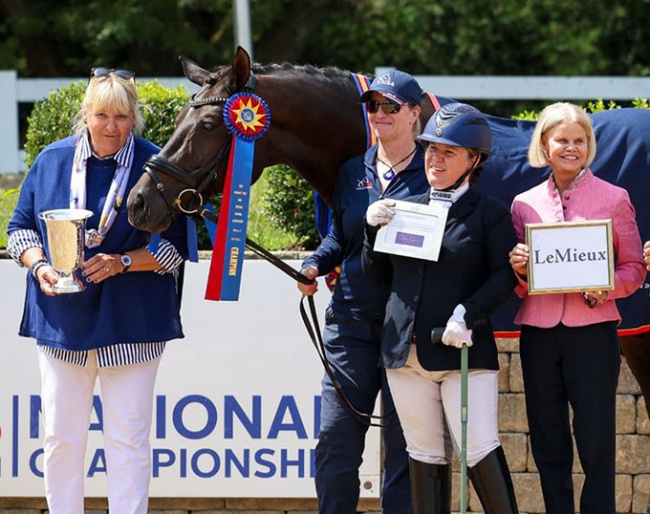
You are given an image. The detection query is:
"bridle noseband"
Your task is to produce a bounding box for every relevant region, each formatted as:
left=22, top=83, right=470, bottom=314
left=142, top=73, right=258, bottom=219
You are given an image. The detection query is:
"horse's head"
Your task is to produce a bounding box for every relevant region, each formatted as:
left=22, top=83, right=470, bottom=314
left=129, top=47, right=376, bottom=233
left=127, top=46, right=255, bottom=233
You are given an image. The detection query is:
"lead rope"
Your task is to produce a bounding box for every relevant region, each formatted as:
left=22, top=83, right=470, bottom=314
left=199, top=207, right=393, bottom=427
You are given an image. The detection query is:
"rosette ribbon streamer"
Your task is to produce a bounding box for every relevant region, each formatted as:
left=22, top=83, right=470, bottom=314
left=205, top=92, right=271, bottom=301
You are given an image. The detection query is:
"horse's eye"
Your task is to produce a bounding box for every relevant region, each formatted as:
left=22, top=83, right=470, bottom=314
left=201, top=121, right=216, bottom=131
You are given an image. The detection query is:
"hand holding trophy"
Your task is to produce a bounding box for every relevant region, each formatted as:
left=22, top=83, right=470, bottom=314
left=39, top=209, right=93, bottom=293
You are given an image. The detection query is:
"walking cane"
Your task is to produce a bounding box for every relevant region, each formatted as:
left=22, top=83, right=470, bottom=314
left=459, top=340, right=469, bottom=514
left=432, top=328, right=469, bottom=514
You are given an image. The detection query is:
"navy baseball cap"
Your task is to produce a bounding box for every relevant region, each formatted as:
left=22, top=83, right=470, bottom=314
left=359, top=70, right=423, bottom=106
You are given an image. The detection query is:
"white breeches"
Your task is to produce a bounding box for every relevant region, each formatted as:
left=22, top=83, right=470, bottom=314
left=386, top=344, right=500, bottom=467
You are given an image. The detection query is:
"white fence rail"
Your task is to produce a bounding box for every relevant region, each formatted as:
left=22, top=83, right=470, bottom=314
left=3, top=71, right=650, bottom=174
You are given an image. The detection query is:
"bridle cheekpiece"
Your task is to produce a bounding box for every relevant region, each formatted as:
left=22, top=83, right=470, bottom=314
left=142, top=73, right=258, bottom=219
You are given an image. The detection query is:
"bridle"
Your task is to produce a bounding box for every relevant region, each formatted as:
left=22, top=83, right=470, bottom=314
left=142, top=73, right=258, bottom=221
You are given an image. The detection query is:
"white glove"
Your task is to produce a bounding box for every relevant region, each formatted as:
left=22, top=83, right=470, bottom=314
left=442, top=304, right=473, bottom=348
left=366, top=199, right=396, bottom=227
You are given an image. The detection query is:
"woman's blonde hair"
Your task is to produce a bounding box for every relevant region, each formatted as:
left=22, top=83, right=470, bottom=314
left=72, top=73, right=144, bottom=135
left=528, top=102, right=596, bottom=168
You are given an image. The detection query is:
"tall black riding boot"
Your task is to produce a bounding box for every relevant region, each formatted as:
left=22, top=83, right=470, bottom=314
left=469, top=446, right=519, bottom=514
left=409, top=457, right=451, bottom=514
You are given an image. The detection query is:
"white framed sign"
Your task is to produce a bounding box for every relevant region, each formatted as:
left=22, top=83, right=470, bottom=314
left=374, top=200, right=447, bottom=261
left=526, top=220, right=615, bottom=295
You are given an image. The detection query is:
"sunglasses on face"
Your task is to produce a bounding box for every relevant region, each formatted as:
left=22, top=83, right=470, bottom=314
left=367, top=100, right=402, bottom=115
left=90, top=67, right=136, bottom=81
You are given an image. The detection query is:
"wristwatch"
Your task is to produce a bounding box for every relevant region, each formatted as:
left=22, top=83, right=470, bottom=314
left=120, top=253, right=132, bottom=273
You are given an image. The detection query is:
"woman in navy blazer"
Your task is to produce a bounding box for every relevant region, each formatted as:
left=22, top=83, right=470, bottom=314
left=363, top=102, right=519, bottom=514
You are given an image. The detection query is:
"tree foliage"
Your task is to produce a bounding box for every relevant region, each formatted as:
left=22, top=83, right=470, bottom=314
left=3, top=0, right=650, bottom=78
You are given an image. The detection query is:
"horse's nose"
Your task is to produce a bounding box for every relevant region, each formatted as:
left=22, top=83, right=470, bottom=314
left=127, top=191, right=148, bottom=229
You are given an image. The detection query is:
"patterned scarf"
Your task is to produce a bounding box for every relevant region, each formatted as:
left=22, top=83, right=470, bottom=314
left=70, top=131, right=135, bottom=248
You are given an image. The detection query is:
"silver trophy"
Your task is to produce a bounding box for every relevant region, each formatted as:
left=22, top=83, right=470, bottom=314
left=39, top=209, right=94, bottom=294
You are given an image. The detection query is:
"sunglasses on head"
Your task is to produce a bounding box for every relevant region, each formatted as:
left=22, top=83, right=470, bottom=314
left=367, top=100, right=402, bottom=114
left=90, top=67, right=136, bottom=81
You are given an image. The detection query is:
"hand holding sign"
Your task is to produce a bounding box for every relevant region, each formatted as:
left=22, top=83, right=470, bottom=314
left=509, top=243, right=529, bottom=277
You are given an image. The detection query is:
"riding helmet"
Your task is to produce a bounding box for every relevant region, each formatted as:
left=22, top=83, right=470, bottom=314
left=418, top=102, right=491, bottom=162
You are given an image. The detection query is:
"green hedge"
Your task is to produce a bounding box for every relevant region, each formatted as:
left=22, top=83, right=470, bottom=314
left=262, top=164, right=320, bottom=249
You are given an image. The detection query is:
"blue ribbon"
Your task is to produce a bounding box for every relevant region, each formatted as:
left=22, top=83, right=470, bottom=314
left=218, top=137, right=254, bottom=300
left=186, top=218, right=199, bottom=263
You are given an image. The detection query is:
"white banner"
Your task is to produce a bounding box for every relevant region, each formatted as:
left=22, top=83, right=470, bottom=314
left=0, top=259, right=381, bottom=498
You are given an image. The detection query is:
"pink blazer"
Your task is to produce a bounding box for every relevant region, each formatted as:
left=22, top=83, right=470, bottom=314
left=511, top=169, right=645, bottom=328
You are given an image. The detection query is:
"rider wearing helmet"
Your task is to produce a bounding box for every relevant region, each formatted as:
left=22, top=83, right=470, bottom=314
left=418, top=101, right=491, bottom=187
left=362, top=102, right=519, bottom=513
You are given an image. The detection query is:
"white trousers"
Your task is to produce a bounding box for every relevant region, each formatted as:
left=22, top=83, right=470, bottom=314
left=38, top=347, right=161, bottom=514
left=387, top=345, right=500, bottom=467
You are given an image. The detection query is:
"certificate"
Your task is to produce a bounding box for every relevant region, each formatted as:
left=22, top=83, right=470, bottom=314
left=373, top=200, right=447, bottom=261
left=526, top=220, right=615, bottom=295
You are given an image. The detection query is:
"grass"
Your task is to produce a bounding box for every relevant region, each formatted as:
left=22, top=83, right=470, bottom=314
left=0, top=187, right=20, bottom=249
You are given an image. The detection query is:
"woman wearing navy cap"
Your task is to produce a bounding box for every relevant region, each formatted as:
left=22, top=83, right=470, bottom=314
left=363, top=102, right=519, bottom=513
left=298, top=70, right=452, bottom=513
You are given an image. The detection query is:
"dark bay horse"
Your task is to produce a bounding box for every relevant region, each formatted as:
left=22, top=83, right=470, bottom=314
left=126, top=46, right=442, bottom=233
left=125, top=45, right=650, bottom=331
left=127, top=46, right=440, bottom=233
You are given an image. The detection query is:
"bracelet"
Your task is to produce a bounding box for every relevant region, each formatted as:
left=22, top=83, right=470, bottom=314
left=30, top=259, right=50, bottom=279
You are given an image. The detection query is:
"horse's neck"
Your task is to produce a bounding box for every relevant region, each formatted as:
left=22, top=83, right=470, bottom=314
left=419, top=94, right=439, bottom=125
left=259, top=73, right=369, bottom=203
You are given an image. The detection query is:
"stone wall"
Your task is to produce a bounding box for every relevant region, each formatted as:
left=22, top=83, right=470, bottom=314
left=1, top=338, right=648, bottom=514
left=493, top=338, right=650, bottom=514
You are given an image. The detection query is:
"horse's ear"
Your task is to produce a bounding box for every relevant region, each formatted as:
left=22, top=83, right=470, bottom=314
left=179, top=56, right=210, bottom=86
left=231, top=46, right=252, bottom=91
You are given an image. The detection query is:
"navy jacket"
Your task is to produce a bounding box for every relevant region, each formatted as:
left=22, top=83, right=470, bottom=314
left=362, top=187, right=516, bottom=371
left=303, top=144, right=429, bottom=323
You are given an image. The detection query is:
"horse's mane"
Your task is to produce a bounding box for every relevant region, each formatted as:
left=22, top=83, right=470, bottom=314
left=209, top=61, right=361, bottom=89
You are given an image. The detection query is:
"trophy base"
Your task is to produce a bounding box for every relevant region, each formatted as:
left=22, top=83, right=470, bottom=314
left=52, top=280, right=85, bottom=294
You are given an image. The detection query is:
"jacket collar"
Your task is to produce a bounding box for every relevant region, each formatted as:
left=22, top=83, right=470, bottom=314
left=547, top=167, right=593, bottom=194
left=411, top=185, right=479, bottom=226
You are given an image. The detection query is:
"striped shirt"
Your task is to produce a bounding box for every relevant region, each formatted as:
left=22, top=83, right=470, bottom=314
left=38, top=341, right=167, bottom=367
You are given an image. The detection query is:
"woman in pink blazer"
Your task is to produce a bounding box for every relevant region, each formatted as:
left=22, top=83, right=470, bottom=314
left=508, top=102, right=645, bottom=514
